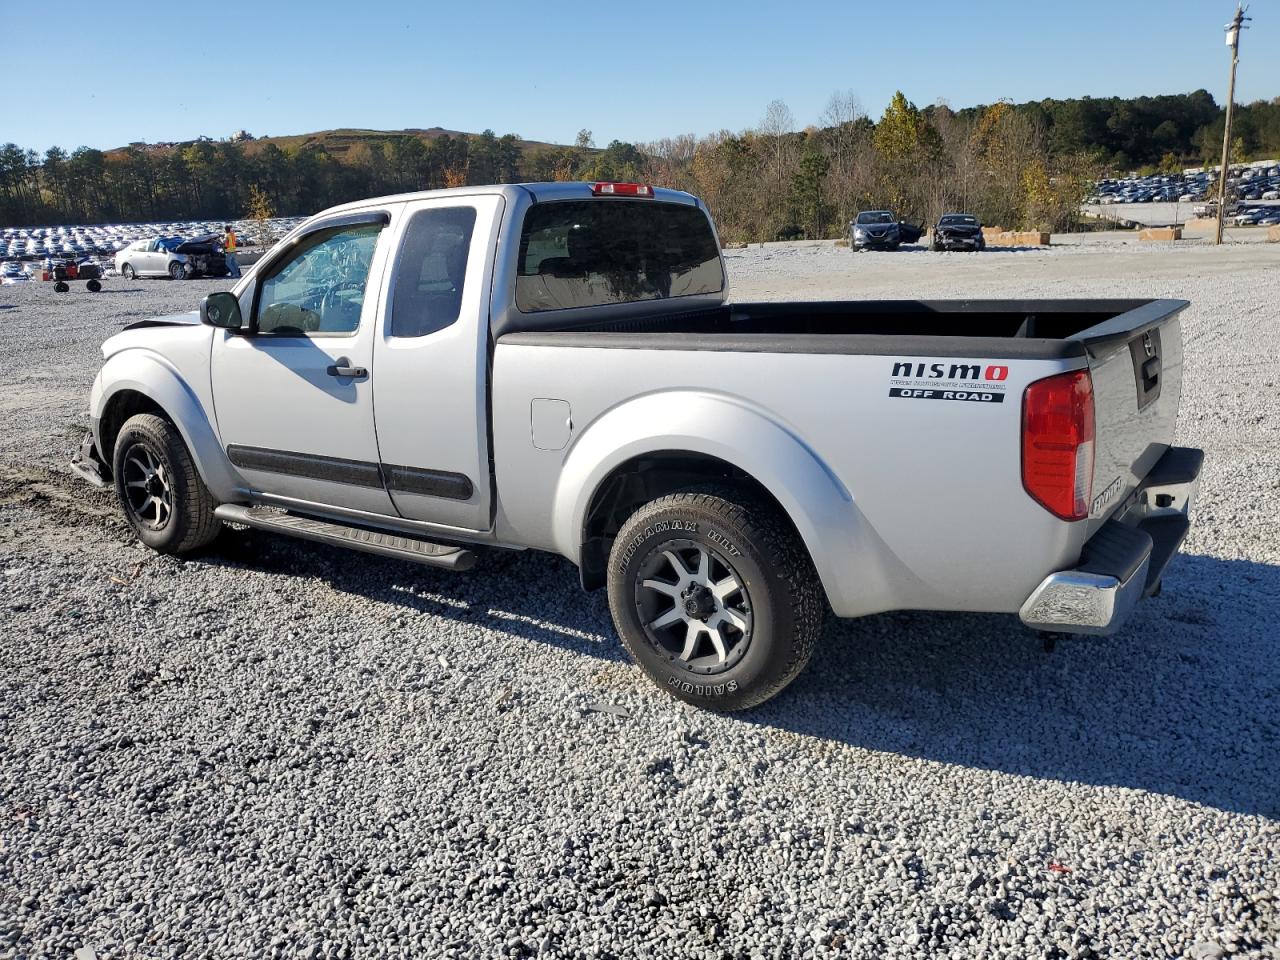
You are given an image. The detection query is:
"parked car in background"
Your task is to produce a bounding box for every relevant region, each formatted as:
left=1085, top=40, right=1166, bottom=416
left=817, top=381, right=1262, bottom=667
left=115, top=235, right=228, bottom=280
left=849, top=211, right=925, bottom=250
left=931, top=213, right=985, bottom=251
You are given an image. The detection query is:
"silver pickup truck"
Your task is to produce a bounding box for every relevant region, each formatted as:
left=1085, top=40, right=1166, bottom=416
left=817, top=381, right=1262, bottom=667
left=73, top=181, right=1202, bottom=711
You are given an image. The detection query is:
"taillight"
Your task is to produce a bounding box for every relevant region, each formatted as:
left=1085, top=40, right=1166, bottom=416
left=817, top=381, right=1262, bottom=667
left=1022, top=369, right=1095, bottom=521
left=591, top=182, right=654, bottom=197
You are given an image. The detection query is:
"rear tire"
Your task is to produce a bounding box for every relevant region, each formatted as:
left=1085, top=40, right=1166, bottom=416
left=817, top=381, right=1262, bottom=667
left=86, top=279, right=102, bottom=292
left=606, top=489, right=823, bottom=711
left=169, top=261, right=184, bottom=280
left=112, top=413, right=221, bottom=554
left=53, top=280, right=69, bottom=292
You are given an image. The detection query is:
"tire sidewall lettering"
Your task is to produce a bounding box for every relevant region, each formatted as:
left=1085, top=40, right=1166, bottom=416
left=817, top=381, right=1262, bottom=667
left=619, top=518, right=700, bottom=567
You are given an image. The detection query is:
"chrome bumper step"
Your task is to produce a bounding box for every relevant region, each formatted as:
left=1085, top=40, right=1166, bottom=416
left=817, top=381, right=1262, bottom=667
left=1019, top=445, right=1200, bottom=635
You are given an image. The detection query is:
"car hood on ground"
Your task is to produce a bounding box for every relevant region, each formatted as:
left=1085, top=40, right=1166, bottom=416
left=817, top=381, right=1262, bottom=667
left=174, top=235, right=222, bottom=254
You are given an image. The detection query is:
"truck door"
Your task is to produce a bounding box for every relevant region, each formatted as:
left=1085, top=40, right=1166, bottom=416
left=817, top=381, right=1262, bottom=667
left=209, top=210, right=398, bottom=517
left=371, top=194, right=504, bottom=531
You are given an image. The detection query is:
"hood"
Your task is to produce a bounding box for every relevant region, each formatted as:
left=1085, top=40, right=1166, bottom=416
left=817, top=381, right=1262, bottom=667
left=121, top=311, right=201, bottom=332
left=104, top=311, right=205, bottom=360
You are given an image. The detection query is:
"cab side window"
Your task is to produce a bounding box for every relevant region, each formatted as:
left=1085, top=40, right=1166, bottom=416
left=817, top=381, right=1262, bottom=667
left=388, top=207, right=476, bottom=338
left=256, top=223, right=383, bottom=336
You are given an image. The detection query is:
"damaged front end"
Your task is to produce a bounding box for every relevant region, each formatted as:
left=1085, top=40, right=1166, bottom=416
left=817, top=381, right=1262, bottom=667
left=70, top=430, right=110, bottom=488
left=174, top=235, right=229, bottom=278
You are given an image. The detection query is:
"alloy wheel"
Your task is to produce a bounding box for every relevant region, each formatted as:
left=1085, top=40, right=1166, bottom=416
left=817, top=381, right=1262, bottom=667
left=121, top=443, right=173, bottom=530
left=633, top=539, right=753, bottom=675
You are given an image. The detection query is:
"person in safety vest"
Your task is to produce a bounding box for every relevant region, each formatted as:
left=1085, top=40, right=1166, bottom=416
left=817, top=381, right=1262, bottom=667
left=222, top=225, right=241, bottom=278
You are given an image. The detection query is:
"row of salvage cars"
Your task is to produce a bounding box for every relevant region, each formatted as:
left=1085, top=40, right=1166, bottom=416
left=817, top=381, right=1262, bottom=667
left=849, top=211, right=985, bottom=251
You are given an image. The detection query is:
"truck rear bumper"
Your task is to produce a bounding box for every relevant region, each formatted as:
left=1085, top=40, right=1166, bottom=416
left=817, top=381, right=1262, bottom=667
left=1019, top=446, right=1202, bottom=635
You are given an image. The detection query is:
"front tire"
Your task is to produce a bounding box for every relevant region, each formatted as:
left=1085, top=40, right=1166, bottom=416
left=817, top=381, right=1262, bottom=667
left=169, top=261, right=184, bottom=280
left=607, top=489, right=824, bottom=711
left=121, top=263, right=135, bottom=280
left=112, top=413, right=221, bottom=554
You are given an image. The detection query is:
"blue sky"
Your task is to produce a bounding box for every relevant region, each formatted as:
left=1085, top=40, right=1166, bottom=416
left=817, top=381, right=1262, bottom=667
left=7, top=0, right=1277, bottom=152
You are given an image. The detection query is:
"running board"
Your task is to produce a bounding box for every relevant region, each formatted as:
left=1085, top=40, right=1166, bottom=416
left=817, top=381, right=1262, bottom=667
left=214, top=504, right=477, bottom=571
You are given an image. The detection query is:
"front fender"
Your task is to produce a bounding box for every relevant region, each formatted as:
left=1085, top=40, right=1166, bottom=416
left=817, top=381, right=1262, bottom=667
left=551, top=390, right=910, bottom=618
left=90, top=348, right=244, bottom=502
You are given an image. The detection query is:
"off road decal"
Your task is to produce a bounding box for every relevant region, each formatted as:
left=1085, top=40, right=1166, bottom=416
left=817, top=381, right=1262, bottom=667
left=620, top=519, right=699, bottom=565
left=888, top=359, right=1010, bottom=405
left=888, top=388, right=1005, bottom=403
left=668, top=676, right=739, bottom=697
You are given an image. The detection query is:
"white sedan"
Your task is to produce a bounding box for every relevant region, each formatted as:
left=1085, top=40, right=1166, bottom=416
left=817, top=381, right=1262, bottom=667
left=115, top=236, right=228, bottom=280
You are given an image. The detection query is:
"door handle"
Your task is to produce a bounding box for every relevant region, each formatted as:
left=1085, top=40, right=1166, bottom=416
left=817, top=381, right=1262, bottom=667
left=327, top=362, right=367, bottom=378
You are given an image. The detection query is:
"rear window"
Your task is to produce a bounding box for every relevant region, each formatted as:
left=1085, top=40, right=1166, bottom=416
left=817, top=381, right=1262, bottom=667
left=515, top=200, right=723, bottom=314
left=389, top=206, right=476, bottom=338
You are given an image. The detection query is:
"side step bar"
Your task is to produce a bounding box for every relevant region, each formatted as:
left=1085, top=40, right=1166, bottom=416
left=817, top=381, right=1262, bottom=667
left=214, top=504, right=477, bottom=571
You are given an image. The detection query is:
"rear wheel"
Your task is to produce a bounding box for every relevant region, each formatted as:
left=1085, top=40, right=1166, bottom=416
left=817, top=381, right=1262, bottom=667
left=53, top=280, right=69, bottom=292
left=607, top=489, right=823, bottom=711
left=168, top=261, right=184, bottom=280
left=112, top=413, right=221, bottom=554
left=86, top=278, right=102, bottom=292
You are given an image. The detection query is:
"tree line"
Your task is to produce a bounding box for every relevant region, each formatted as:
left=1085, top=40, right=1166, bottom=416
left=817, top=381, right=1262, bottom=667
left=4, top=90, right=1280, bottom=241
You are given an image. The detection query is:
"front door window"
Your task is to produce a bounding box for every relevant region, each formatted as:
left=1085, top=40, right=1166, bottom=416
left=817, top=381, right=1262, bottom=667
left=256, top=224, right=383, bottom=335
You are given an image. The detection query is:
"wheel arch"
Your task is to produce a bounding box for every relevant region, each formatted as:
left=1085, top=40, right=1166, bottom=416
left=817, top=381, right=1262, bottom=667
left=553, top=390, right=886, bottom=615
left=92, top=351, right=242, bottom=501
left=577, top=450, right=796, bottom=591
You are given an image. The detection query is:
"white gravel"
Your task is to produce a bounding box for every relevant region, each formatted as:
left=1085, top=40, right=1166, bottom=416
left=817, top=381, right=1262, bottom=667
left=1, top=242, right=1278, bottom=960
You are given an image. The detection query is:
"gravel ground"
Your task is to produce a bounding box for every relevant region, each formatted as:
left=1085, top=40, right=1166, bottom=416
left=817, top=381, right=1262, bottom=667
left=1, top=241, right=1278, bottom=960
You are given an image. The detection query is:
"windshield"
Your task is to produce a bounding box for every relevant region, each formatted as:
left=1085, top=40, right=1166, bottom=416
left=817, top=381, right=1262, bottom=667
left=856, top=212, right=894, bottom=225
left=939, top=215, right=977, bottom=226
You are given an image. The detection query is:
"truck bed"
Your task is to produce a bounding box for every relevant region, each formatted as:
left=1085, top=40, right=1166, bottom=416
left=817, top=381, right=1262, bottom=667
left=493, top=296, right=1189, bottom=615
left=499, top=298, right=1188, bottom=360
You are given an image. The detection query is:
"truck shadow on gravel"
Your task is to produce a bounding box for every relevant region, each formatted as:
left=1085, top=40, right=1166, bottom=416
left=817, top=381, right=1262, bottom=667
left=199, top=534, right=1277, bottom=817
left=748, top=552, right=1280, bottom=818
left=202, top=530, right=625, bottom=659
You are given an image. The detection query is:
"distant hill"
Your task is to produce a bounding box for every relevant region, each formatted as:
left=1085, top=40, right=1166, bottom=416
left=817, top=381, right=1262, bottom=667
left=107, top=126, right=570, bottom=160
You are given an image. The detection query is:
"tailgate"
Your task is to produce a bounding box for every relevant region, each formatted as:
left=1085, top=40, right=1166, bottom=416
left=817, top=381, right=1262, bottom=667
left=1076, top=299, right=1188, bottom=532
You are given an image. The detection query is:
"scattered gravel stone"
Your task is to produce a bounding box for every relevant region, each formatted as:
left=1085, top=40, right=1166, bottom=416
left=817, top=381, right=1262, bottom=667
left=1, top=242, right=1278, bottom=958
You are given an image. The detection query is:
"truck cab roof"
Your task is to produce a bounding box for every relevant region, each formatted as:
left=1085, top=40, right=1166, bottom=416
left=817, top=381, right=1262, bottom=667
left=254, top=182, right=727, bottom=341
left=316, top=181, right=703, bottom=216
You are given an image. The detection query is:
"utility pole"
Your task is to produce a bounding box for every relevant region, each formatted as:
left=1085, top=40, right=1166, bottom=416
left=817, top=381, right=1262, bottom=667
left=1215, top=4, right=1250, bottom=245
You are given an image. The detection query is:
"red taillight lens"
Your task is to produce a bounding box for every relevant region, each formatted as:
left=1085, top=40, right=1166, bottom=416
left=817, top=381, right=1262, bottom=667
left=1022, top=369, right=1095, bottom=521
left=591, top=182, right=654, bottom=197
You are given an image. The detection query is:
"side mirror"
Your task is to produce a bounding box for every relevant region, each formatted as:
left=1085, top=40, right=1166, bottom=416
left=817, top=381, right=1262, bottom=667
left=201, top=291, right=243, bottom=330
